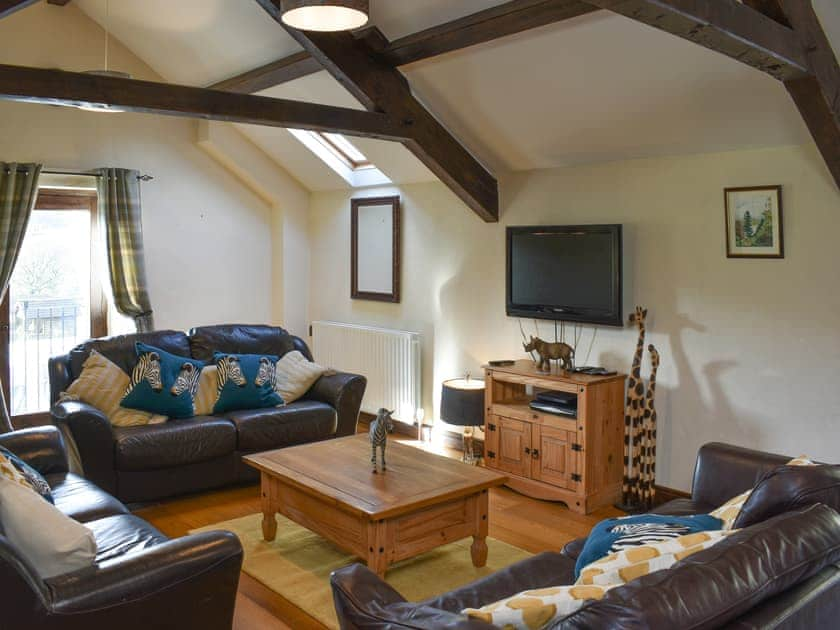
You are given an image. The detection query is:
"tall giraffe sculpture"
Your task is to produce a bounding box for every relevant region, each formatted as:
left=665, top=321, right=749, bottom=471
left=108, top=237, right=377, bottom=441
left=621, top=306, right=647, bottom=507
left=639, top=344, right=660, bottom=510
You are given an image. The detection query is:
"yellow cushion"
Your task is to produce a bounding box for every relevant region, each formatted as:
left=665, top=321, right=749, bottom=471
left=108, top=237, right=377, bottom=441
left=274, top=351, right=328, bottom=404
left=194, top=365, right=218, bottom=416
left=710, top=455, right=817, bottom=530
left=464, top=530, right=732, bottom=629
left=60, top=350, right=166, bottom=427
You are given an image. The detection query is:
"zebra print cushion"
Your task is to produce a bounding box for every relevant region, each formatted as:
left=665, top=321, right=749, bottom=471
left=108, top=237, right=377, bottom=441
left=211, top=352, right=284, bottom=414
left=574, top=513, right=723, bottom=579
left=121, top=342, right=205, bottom=419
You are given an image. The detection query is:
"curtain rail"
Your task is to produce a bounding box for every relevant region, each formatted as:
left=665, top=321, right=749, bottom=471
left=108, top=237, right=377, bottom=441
left=7, top=167, right=154, bottom=181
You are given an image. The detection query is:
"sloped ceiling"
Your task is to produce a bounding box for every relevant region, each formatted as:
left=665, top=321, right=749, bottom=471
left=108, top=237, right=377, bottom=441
left=74, top=0, right=838, bottom=191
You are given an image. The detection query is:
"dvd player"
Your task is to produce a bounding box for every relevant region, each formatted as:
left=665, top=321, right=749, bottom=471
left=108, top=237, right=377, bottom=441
left=529, top=400, right=577, bottom=418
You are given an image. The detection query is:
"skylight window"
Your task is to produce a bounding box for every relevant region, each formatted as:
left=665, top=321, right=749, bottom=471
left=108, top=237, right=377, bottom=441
left=289, top=129, right=391, bottom=187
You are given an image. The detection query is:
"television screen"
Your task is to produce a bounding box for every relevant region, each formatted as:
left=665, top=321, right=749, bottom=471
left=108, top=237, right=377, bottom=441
left=506, top=225, right=622, bottom=326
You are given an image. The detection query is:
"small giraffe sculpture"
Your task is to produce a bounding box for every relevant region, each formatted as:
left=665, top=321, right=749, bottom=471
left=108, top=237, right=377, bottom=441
left=369, top=408, right=395, bottom=474
left=639, top=344, right=660, bottom=509
left=622, top=307, right=647, bottom=507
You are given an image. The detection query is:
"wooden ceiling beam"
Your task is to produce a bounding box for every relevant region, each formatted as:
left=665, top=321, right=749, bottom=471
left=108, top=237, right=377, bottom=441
left=741, top=0, right=789, bottom=27
left=212, top=0, right=598, bottom=93
left=778, top=0, right=840, bottom=189
left=584, top=0, right=809, bottom=80
left=0, top=64, right=410, bottom=141
left=0, top=0, right=38, bottom=19
left=46, top=0, right=73, bottom=6
left=256, top=1, right=499, bottom=221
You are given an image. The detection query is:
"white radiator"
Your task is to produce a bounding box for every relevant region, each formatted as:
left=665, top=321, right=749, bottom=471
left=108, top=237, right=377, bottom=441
left=311, top=321, right=421, bottom=423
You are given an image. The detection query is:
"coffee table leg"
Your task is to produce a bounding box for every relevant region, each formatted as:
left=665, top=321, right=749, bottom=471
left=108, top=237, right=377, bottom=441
left=261, top=473, right=277, bottom=541
left=367, top=520, right=389, bottom=577
left=471, top=490, right=489, bottom=567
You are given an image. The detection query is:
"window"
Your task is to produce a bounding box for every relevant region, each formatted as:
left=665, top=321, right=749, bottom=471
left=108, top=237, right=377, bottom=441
left=289, top=129, right=391, bottom=187
left=1, top=189, right=107, bottom=425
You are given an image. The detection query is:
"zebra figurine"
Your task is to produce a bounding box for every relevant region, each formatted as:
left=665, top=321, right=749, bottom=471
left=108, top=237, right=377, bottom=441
left=369, top=408, right=395, bottom=474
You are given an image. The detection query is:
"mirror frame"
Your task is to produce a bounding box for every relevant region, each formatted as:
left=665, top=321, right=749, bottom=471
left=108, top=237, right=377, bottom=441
left=351, top=195, right=401, bottom=303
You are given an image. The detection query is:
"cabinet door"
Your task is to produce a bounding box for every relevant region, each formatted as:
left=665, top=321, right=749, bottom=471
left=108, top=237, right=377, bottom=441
left=495, top=417, right=532, bottom=478
left=532, top=425, right=577, bottom=490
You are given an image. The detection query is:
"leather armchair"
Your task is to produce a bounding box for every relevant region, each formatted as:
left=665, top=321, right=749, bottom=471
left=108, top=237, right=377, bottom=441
left=0, top=427, right=243, bottom=630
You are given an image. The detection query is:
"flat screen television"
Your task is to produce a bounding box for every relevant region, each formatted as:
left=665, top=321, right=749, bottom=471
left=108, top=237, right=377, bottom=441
left=506, top=224, right=623, bottom=327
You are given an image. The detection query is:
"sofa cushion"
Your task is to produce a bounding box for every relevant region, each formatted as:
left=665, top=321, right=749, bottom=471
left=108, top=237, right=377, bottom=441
left=114, top=416, right=236, bottom=471
left=121, top=343, right=204, bottom=419
left=274, top=350, right=328, bottom=404
left=733, top=463, right=840, bottom=529
left=212, top=352, right=283, bottom=414
left=0, top=476, right=97, bottom=578
left=649, top=497, right=715, bottom=516
left=46, top=472, right=129, bottom=523
left=555, top=505, right=840, bottom=629
left=61, top=350, right=167, bottom=427
left=222, top=401, right=337, bottom=451
left=188, top=324, right=296, bottom=363
left=85, top=514, right=168, bottom=563
left=68, top=330, right=191, bottom=382
left=0, top=445, right=53, bottom=502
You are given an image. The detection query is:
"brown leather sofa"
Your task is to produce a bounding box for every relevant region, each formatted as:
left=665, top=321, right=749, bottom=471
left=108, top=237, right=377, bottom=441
left=0, top=425, right=242, bottom=630
left=330, top=443, right=840, bottom=629
left=49, top=324, right=366, bottom=503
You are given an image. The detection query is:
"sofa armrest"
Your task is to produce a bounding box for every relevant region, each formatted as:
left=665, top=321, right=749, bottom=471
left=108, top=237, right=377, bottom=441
left=306, top=372, right=367, bottom=438
left=48, top=353, right=73, bottom=407
left=0, top=426, right=68, bottom=475
left=691, top=442, right=791, bottom=507
left=51, top=401, right=116, bottom=494
left=331, top=563, right=495, bottom=629
left=48, top=531, right=242, bottom=616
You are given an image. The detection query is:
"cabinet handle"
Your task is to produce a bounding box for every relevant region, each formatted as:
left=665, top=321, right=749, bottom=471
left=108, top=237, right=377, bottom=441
left=531, top=449, right=540, bottom=459
left=524, top=447, right=531, bottom=455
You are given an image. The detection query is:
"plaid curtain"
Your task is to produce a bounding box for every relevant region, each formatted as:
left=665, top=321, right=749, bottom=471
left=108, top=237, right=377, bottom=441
left=0, top=162, right=42, bottom=432
left=97, top=168, right=154, bottom=333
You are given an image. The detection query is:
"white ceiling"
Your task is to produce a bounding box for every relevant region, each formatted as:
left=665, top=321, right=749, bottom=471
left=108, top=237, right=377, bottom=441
left=74, top=0, right=839, bottom=191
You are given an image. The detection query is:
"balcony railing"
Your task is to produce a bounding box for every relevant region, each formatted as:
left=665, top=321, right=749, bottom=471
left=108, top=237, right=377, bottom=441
left=10, top=297, right=89, bottom=416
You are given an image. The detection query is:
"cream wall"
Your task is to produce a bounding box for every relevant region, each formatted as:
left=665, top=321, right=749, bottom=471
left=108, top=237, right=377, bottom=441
left=308, top=142, right=840, bottom=490
left=0, top=3, right=302, bottom=332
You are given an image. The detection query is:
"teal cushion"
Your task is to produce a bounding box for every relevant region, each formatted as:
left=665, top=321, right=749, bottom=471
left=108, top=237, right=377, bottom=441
left=212, top=352, right=284, bottom=414
left=0, top=446, right=53, bottom=503
left=121, top=342, right=204, bottom=419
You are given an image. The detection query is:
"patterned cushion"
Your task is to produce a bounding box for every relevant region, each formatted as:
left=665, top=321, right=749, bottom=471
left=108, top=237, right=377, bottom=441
left=0, top=447, right=53, bottom=502
left=212, top=352, right=284, bottom=414
left=464, top=530, right=731, bottom=629
left=574, top=513, right=722, bottom=577
left=60, top=350, right=166, bottom=427
left=194, top=365, right=218, bottom=416
left=711, top=456, right=818, bottom=530
left=274, top=350, right=328, bottom=404
left=121, top=342, right=204, bottom=419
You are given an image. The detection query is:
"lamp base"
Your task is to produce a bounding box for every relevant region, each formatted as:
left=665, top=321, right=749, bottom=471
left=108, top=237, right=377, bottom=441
left=461, top=427, right=478, bottom=465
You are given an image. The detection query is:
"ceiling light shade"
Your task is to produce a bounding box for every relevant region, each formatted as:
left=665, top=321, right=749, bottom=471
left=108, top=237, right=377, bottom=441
left=280, top=0, right=369, bottom=32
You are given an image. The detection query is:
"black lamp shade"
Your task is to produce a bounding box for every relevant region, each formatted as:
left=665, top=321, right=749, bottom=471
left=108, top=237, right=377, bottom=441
left=440, top=378, right=485, bottom=427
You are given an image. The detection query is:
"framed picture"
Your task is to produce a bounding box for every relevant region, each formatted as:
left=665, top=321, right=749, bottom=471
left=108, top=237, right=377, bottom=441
left=351, top=195, right=401, bottom=302
left=724, top=186, right=784, bottom=259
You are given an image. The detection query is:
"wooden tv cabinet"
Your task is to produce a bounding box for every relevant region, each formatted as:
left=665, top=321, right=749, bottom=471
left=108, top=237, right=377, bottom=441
left=483, top=360, right=626, bottom=514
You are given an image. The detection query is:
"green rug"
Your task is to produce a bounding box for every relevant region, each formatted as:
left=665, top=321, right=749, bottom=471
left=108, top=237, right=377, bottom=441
left=193, top=513, right=532, bottom=629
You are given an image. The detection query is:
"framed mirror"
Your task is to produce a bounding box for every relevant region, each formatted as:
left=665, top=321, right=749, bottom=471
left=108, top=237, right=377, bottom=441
left=351, top=195, right=400, bottom=303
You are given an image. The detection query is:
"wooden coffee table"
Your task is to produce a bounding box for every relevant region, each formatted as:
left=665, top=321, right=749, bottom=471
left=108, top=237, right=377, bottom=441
left=244, top=434, right=508, bottom=576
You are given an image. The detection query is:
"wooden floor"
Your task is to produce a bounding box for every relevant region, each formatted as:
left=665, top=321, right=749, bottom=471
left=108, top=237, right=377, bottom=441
left=134, top=438, right=622, bottom=629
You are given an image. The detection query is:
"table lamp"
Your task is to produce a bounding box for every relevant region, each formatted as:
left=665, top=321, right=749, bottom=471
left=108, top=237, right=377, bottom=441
left=440, top=375, right=485, bottom=464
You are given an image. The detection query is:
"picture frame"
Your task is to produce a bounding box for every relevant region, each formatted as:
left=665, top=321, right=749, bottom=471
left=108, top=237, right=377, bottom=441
left=724, top=186, right=784, bottom=259
left=351, top=195, right=401, bottom=302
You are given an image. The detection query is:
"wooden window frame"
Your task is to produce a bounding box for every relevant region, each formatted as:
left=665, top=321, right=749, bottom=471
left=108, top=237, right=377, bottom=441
left=0, top=188, right=107, bottom=428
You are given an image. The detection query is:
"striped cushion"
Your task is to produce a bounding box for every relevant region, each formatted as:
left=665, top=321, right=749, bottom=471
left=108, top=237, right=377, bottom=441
left=60, top=350, right=166, bottom=427
left=194, top=365, right=218, bottom=416
left=274, top=351, right=328, bottom=404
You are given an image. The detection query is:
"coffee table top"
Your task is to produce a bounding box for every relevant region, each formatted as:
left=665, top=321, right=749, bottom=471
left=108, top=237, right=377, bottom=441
left=245, top=434, right=508, bottom=520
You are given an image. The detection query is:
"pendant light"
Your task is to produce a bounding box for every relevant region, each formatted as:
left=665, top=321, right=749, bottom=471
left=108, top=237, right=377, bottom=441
left=80, top=0, right=126, bottom=112
left=280, top=0, right=369, bottom=32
